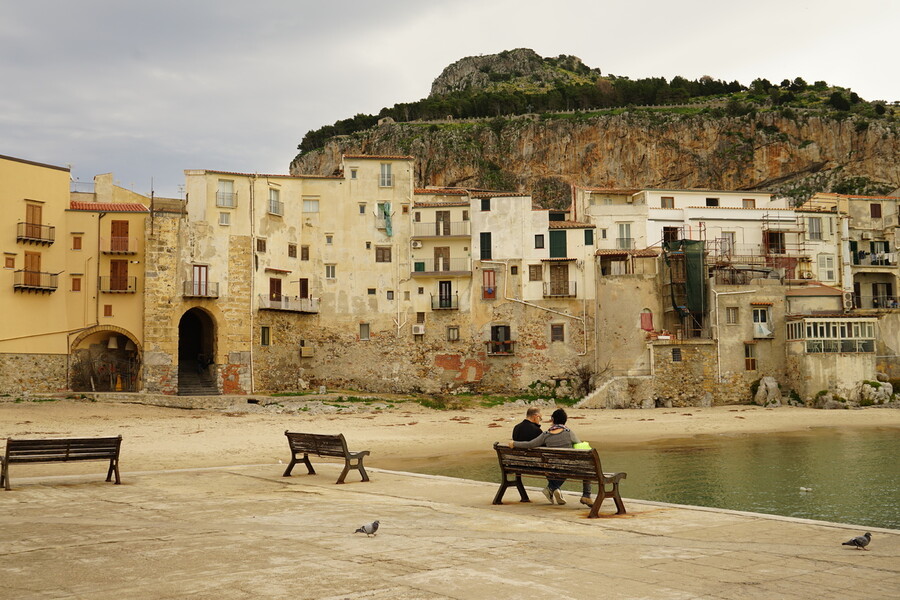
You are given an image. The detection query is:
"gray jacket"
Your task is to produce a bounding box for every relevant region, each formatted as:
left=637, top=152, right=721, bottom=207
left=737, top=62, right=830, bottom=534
left=513, top=425, right=581, bottom=449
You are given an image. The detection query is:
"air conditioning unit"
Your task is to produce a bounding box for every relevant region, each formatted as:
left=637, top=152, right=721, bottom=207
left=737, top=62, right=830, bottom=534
left=862, top=232, right=872, bottom=240
left=843, top=292, right=854, bottom=311
left=411, top=240, right=423, bottom=249
left=300, top=346, right=314, bottom=358
left=412, top=324, right=426, bottom=335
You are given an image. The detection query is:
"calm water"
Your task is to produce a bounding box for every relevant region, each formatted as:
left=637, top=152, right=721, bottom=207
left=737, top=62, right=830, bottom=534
left=398, top=427, right=900, bottom=530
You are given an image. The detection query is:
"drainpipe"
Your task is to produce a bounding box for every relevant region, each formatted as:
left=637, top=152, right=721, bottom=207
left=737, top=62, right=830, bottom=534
left=712, top=288, right=757, bottom=383
left=481, top=259, right=588, bottom=356
left=248, top=175, right=256, bottom=393
left=95, top=212, right=107, bottom=324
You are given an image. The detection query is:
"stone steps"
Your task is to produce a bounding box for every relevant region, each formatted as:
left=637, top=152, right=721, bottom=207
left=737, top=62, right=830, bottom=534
left=177, top=369, right=220, bottom=396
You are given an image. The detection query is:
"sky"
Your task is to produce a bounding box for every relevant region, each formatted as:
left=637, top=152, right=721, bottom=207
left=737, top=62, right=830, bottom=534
left=2, top=0, right=898, bottom=199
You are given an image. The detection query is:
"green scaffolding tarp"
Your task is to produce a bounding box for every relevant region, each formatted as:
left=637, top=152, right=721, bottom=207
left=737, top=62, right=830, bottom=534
left=663, top=239, right=706, bottom=315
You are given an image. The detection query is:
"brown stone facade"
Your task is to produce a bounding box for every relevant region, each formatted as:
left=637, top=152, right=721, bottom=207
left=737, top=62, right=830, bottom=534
left=0, top=354, right=67, bottom=395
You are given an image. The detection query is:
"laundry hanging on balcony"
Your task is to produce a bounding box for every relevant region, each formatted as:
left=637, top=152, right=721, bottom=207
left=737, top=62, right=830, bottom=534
left=381, top=202, right=392, bottom=237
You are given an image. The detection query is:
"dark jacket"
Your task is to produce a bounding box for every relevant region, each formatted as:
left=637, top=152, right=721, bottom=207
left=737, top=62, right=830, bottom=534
left=512, top=419, right=542, bottom=442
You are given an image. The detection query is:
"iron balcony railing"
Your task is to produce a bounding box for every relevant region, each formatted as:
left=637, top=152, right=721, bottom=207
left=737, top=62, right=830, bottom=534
left=485, top=340, right=516, bottom=355
left=411, top=257, right=471, bottom=275
left=543, top=281, right=577, bottom=297
left=431, top=293, right=459, bottom=310
left=13, top=270, right=58, bottom=291
left=615, top=237, right=635, bottom=250
left=258, top=294, right=320, bottom=313
left=805, top=339, right=875, bottom=353
left=412, top=221, right=471, bottom=237
left=853, top=295, right=900, bottom=309
left=268, top=200, right=284, bottom=216
left=99, top=276, right=137, bottom=293
left=183, top=280, right=219, bottom=298
left=216, top=191, right=237, bottom=208
left=379, top=174, right=394, bottom=187
left=16, top=222, right=55, bottom=244
left=852, top=253, right=896, bottom=267
left=100, top=237, right=138, bottom=253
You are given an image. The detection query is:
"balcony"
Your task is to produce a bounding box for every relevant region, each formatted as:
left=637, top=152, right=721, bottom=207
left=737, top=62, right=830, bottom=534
left=13, top=270, right=58, bottom=292
left=101, top=237, right=138, bottom=254
left=412, top=221, right=471, bottom=238
left=485, top=340, right=516, bottom=355
left=853, top=295, right=900, bottom=310
left=411, top=257, right=471, bottom=277
left=379, top=174, right=394, bottom=187
left=852, top=253, right=896, bottom=267
left=431, top=293, right=459, bottom=310
left=16, top=222, right=55, bottom=245
left=216, top=191, right=237, bottom=208
left=543, top=281, right=577, bottom=298
left=615, top=237, right=635, bottom=250
left=183, top=280, right=220, bottom=298
left=268, top=200, right=284, bottom=216
left=258, top=294, right=320, bottom=313
left=100, top=276, right=137, bottom=293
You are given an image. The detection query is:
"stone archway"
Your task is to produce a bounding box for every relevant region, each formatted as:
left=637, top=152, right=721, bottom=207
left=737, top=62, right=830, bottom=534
left=70, top=326, right=142, bottom=392
left=177, top=307, right=218, bottom=395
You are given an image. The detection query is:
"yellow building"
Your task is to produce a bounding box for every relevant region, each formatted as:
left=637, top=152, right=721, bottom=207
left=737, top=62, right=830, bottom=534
left=0, top=155, right=148, bottom=394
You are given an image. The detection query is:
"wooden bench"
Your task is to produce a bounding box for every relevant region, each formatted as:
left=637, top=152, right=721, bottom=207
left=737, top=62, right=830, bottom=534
left=1, top=436, right=122, bottom=491
left=283, top=431, right=370, bottom=484
left=492, top=442, right=627, bottom=518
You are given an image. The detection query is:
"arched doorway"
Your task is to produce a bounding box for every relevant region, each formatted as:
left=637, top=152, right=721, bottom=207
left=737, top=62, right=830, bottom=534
left=178, top=307, right=218, bottom=395
left=70, top=328, right=141, bottom=392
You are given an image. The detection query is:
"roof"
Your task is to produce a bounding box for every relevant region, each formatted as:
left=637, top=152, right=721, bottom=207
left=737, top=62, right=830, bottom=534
left=640, top=187, right=773, bottom=195
left=750, top=301, right=774, bottom=306
left=577, top=186, right=640, bottom=194
left=595, top=248, right=660, bottom=257
left=469, top=191, right=529, bottom=198
left=549, top=220, right=595, bottom=229
left=191, top=169, right=341, bottom=180
left=785, top=284, right=844, bottom=297
left=683, top=205, right=793, bottom=211
left=0, top=154, right=69, bottom=172
left=786, top=313, right=878, bottom=320
left=414, top=188, right=468, bottom=196
left=540, top=257, right=576, bottom=262
left=413, top=201, right=470, bottom=208
left=815, top=192, right=900, bottom=201
left=342, top=154, right=415, bottom=160
left=69, top=201, right=149, bottom=213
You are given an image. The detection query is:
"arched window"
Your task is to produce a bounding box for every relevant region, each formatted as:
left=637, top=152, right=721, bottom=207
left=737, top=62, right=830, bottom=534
left=640, top=309, right=653, bottom=331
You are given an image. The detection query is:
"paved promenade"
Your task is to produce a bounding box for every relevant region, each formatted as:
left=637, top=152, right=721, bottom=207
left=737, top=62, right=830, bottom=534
left=1, top=463, right=897, bottom=599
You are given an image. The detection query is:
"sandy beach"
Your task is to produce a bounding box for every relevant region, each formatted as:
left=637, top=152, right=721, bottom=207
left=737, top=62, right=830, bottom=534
left=3, top=398, right=899, bottom=473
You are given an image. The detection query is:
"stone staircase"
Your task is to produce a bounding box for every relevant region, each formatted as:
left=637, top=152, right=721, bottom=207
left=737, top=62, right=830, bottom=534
left=177, top=366, right=220, bottom=396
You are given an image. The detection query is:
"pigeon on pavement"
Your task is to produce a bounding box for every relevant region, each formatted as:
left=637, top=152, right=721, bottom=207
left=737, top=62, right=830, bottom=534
left=355, top=520, right=379, bottom=537
left=841, top=532, right=871, bottom=550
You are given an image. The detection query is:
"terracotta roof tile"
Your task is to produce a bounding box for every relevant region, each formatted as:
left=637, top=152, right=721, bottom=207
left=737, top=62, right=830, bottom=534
left=595, top=248, right=660, bottom=257
left=414, top=188, right=468, bottom=196
left=549, top=220, right=594, bottom=229
left=786, top=284, right=844, bottom=296
left=576, top=186, right=640, bottom=194
left=343, top=154, right=415, bottom=160
left=197, top=169, right=342, bottom=180
left=69, top=201, right=149, bottom=213
left=469, top=191, right=529, bottom=198
left=413, top=201, right=470, bottom=208
left=540, top=257, right=577, bottom=262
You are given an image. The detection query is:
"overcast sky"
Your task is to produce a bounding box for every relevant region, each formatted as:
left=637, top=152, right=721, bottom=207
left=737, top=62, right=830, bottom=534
left=2, top=0, right=897, bottom=198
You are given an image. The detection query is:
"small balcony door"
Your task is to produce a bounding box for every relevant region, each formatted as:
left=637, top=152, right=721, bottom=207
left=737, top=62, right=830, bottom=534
left=298, top=278, right=309, bottom=299
left=25, top=204, right=42, bottom=238
left=192, top=264, right=208, bottom=296
left=24, top=251, right=40, bottom=286
left=483, top=269, right=496, bottom=299
left=439, top=280, right=452, bottom=308
left=110, top=259, right=128, bottom=290
left=111, top=220, right=129, bottom=251
left=269, top=277, right=282, bottom=301
left=435, top=210, right=450, bottom=236
left=434, top=246, right=450, bottom=271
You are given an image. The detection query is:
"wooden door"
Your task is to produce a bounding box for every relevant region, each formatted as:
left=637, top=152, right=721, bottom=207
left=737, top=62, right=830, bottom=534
left=549, top=263, right=569, bottom=295
left=436, top=211, right=450, bottom=236
left=298, top=278, right=309, bottom=299
left=110, top=259, right=128, bottom=290
left=24, top=252, right=40, bottom=286
left=111, top=220, right=129, bottom=252
left=482, top=269, right=496, bottom=299
left=269, top=278, right=282, bottom=301
left=25, top=204, right=42, bottom=238
left=434, top=247, right=450, bottom=271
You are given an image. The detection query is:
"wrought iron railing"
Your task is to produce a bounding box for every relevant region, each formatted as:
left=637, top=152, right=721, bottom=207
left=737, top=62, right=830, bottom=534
left=853, top=295, right=900, bottom=309
left=99, top=276, right=137, bottom=293
left=543, top=281, right=577, bottom=297
left=183, top=280, right=219, bottom=298
left=485, top=340, right=516, bottom=355
left=411, top=257, right=471, bottom=274
left=16, top=222, right=55, bottom=244
left=431, top=293, right=459, bottom=310
left=100, top=237, right=137, bottom=253
left=412, top=221, right=471, bottom=237
left=216, top=191, right=237, bottom=208
left=13, top=270, right=58, bottom=291
left=258, top=294, right=320, bottom=313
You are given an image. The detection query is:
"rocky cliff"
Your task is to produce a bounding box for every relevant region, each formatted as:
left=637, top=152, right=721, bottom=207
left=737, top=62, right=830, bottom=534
left=290, top=109, right=899, bottom=205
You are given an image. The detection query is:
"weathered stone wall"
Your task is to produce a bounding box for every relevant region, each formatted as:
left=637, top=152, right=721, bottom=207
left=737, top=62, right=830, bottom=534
left=651, top=341, right=725, bottom=406
left=142, top=212, right=181, bottom=394
left=0, top=354, right=67, bottom=395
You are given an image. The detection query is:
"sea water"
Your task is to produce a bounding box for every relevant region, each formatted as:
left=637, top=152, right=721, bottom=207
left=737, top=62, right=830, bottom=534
left=398, top=427, right=900, bottom=530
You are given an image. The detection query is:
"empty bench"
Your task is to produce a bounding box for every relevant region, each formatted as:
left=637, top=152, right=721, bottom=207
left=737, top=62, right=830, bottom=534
left=283, top=431, right=370, bottom=484
left=492, top=442, right=627, bottom=518
left=1, top=436, right=122, bottom=491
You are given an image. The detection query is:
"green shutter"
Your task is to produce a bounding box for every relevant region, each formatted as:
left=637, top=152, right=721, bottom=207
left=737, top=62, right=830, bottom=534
left=549, top=231, right=567, bottom=258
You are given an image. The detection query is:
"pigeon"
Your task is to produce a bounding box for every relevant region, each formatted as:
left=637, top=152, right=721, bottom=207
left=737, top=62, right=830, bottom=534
left=842, top=532, right=871, bottom=550
left=355, top=520, right=379, bottom=537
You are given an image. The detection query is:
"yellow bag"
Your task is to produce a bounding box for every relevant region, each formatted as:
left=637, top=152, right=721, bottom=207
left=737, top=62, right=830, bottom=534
left=573, top=442, right=591, bottom=450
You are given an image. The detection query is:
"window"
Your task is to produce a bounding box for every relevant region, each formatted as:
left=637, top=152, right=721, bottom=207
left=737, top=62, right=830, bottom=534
left=489, top=325, right=512, bottom=354
left=753, top=307, right=773, bottom=338
left=268, top=188, right=282, bottom=215
left=871, top=203, right=882, bottom=218
left=4, top=256, right=14, bottom=269
left=481, top=198, right=491, bottom=211
left=529, top=265, right=542, bottom=281
left=671, top=348, right=682, bottom=362
left=288, top=244, right=297, bottom=258
left=462, top=210, right=469, bottom=221
left=789, top=318, right=876, bottom=353
left=72, top=236, right=82, bottom=250
left=104, top=304, right=113, bottom=317
left=375, top=246, right=392, bottom=263
left=726, top=307, right=739, bottom=324
left=360, top=323, right=370, bottom=340
left=617, top=223, right=632, bottom=249
left=640, top=309, right=653, bottom=331
left=534, top=234, right=545, bottom=249
left=367, top=288, right=376, bottom=295
left=418, top=287, right=424, bottom=295
left=480, top=232, right=492, bottom=260
left=764, top=231, right=785, bottom=254
left=325, top=264, right=336, bottom=279
left=350, top=168, right=357, bottom=179
left=402, top=205, right=408, bottom=214
left=386, top=290, right=394, bottom=300
left=510, top=266, right=518, bottom=275
left=417, top=312, right=425, bottom=323
left=325, top=235, right=333, bottom=245
left=818, top=254, right=835, bottom=280
left=71, top=277, right=81, bottom=291
left=706, top=198, right=719, bottom=207
left=404, top=290, right=410, bottom=300
left=584, top=229, right=594, bottom=245
left=808, top=217, right=823, bottom=240
left=663, top=227, right=679, bottom=243
left=414, top=212, right=421, bottom=222
left=379, top=163, right=393, bottom=187
left=366, top=241, right=371, bottom=249
left=661, top=196, right=674, bottom=209
left=261, top=326, right=270, bottom=346
left=300, top=245, right=309, bottom=261
left=744, top=343, right=757, bottom=370
left=303, top=198, right=319, bottom=213
left=550, top=324, right=565, bottom=342
left=483, top=269, right=496, bottom=299
left=218, top=212, right=230, bottom=226
left=742, top=198, right=756, bottom=209
left=447, top=326, right=460, bottom=341
left=216, top=180, right=236, bottom=207
left=256, top=238, right=267, bottom=253
left=359, top=204, right=366, bottom=214
left=600, top=229, right=607, bottom=239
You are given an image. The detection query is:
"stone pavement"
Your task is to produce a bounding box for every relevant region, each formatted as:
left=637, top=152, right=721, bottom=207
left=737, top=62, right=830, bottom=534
left=1, top=463, right=897, bottom=600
